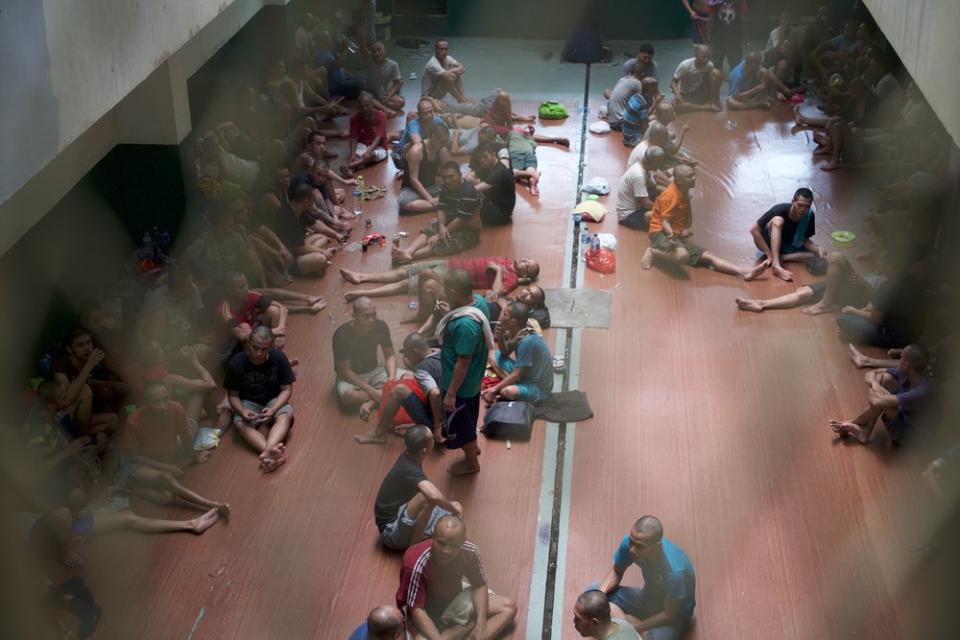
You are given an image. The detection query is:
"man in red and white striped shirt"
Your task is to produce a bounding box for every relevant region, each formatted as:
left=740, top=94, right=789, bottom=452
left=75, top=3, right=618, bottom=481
left=396, top=516, right=517, bottom=639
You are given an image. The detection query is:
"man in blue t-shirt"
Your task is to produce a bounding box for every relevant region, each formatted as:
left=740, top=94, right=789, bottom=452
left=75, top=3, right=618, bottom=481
left=726, top=51, right=772, bottom=111
left=347, top=605, right=405, bottom=639
left=590, top=515, right=696, bottom=639
left=484, top=301, right=553, bottom=405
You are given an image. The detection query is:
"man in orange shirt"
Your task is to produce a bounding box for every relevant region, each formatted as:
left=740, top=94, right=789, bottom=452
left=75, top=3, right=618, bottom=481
left=115, top=381, right=230, bottom=518
left=642, top=165, right=769, bottom=280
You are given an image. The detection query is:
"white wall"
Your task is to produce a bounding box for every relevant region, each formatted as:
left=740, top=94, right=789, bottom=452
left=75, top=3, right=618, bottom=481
left=0, top=0, right=283, bottom=257
left=864, top=0, right=960, bottom=145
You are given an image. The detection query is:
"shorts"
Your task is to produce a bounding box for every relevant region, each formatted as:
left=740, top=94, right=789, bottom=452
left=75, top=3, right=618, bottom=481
left=480, top=202, right=512, bottom=226
left=618, top=209, right=649, bottom=231
left=401, top=390, right=433, bottom=426
left=420, top=223, right=481, bottom=257
left=399, top=184, right=442, bottom=209
left=495, top=351, right=549, bottom=403
left=445, top=91, right=498, bottom=118
left=233, top=398, right=295, bottom=425
left=354, top=143, right=388, bottom=162
left=336, top=365, right=390, bottom=400
left=113, top=457, right=140, bottom=491
left=378, top=502, right=452, bottom=550
left=405, top=260, right=448, bottom=295
left=883, top=411, right=913, bottom=444
left=650, top=231, right=705, bottom=266
left=509, top=149, right=537, bottom=170
left=805, top=276, right=871, bottom=307
left=684, top=79, right=712, bottom=105
left=440, top=393, right=481, bottom=450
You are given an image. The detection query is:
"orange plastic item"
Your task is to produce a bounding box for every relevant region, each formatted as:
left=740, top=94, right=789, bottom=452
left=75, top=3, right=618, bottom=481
left=585, top=248, right=616, bottom=273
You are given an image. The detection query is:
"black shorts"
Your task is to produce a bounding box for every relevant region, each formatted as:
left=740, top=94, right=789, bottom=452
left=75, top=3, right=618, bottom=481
left=441, top=393, right=480, bottom=450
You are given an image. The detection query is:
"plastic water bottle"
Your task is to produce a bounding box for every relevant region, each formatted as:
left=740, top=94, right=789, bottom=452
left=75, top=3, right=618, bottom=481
left=580, top=224, right=589, bottom=246
left=591, top=233, right=601, bottom=253
left=353, top=185, right=362, bottom=217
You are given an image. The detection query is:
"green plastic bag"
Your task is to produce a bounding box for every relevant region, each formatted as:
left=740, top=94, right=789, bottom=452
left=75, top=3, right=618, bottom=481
left=538, top=101, right=569, bottom=120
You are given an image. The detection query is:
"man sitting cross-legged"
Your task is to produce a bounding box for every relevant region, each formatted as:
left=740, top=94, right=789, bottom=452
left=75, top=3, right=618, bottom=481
left=342, top=91, right=389, bottom=177
left=830, top=343, right=932, bottom=446
left=216, top=270, right=288, bottom=352
left=735, top=252, right=871, bottom=314
left=483, top=302, right=554, bottom=406
left=114, top=381, right=230, bottom=519
left=398, top=515, right=517, bottom=640
left=671, top=45, right=723, bottom=113
left=642, top=165, right=769, bottom=280
left=393, top=162, right=482, bottom=265
left=334, top=297, right=404, bottom=420
left=573, top=590, right=640, bottom=640
left=726, top=51, right=774, bottom=111
left=372, top=425, right=463, bottom=550
left=355, top=333, right=443, bottom=445
left=616, top=146, right=666, bottom=231
left=749, top=187, right=825, bottom=282
left=224, top=326, right=295, bottom=472
left=589, top=515, right=696, bottom=639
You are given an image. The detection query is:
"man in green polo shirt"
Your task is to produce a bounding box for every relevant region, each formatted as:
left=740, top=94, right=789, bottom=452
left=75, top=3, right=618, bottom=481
left=436, top=268, right=491, bottom=476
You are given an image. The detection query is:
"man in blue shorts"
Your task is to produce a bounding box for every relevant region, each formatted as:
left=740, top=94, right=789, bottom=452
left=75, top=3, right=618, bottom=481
left=590, top=515, right=696, bottom=639
left=483, top=302, right=553, bottom=405
left=436, top=269, right=492, bottom=476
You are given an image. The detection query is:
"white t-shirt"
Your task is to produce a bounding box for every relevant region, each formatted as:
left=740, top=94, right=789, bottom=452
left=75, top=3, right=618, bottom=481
left=673, top=58, right=715, bottom=94
left=607, top=76, right=645, bottom=123
left=422, top=54, right=460, bottom=96
left=607, top=618, right=642, bottom=639
left=616, top=162, right=651, bottom=221
left=627, top=140, right=651, bottom=167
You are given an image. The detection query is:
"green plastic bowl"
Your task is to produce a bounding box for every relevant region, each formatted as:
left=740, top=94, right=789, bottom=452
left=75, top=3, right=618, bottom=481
left=831, top=230, right=856, bottom=244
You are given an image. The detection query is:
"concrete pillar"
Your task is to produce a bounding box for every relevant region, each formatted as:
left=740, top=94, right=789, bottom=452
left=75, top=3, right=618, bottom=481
left=115, top=60, right=192, bottom=146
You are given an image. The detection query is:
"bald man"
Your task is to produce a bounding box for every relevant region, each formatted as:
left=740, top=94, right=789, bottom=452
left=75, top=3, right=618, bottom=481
left=671, top=45, right=723, bottom=112
left=333, top=297, right=405, bottom=419
left=573, top=590, right=640, bottom=639
left=616, top=146, right=666, bottom=230
left=590, top=516, right=696, bottom=639
left=348, top=605, right=406, bottom=639
left=642, top=165, right=769, bottom=281
left=398, top=515, right=517, bottom=640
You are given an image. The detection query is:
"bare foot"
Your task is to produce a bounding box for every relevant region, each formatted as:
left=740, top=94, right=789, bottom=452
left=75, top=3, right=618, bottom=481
left=743, top=260, right=770, bottom=281
left=63, top=549, right=85, bottom=568
left=359, top=400, right=376, bottom=421
left=339, top=267, right=363, bottom=284
left=641, top=248, right=654, bottom=270
left=344, top=290, right=362, bottom=303
left=829, top=420, right=869, bottom=444
left=354, top=429, right=388, bottom=445
left=847, top=343, right=871, bottom=368
left=189, top=508, right=221, bottom=534
left=529, top=175, right=540, bottom=197
left=447, top=460, right=481, bottom=476
left=801, top=300, right=836, bottom=316
left=792, top=104, right=802, bottom=125
left=709, top=102, right=722, bottom=113
left=772, top=264, right=793, bottom=281
left=216, top=503, right=231, bottom=521
left=308, top=299, right=326, bottom=314
left=259, top=444, right=288, bottom=473
left=736, top=297, right=764, bottom=313
left=392, top=247, right=412, bottom=266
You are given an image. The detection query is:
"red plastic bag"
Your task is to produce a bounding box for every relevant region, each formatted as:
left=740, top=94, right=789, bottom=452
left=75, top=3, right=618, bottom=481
left=585, top=248, right=616, bottom=274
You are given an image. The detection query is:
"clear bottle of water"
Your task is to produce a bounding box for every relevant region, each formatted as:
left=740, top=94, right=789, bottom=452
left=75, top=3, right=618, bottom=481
left=353, top=186, right=362, bottom=217
left=580, top=224, right=589, bottom=246
left=591, top=233, right=601, bottom=253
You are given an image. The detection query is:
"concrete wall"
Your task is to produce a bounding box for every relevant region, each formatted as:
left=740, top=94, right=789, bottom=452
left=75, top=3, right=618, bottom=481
left=863, top=0, right=960, bottom=145
left=0, top=0, right=284, bottom=257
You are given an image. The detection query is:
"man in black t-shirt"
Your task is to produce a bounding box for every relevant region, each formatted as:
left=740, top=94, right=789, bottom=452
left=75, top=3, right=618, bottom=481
left=333, top=297, right=404, bottom=418
left=373, top=425, right=462, bottom=550
left=750, top=187, right=825, bottom=282
left=356, top=333, right=444, bottom=445
left=273, top=183, right=336, bottom=277
left=474, top=144, right=517, bottom=226
left=224, top=326, right=296, bottom=472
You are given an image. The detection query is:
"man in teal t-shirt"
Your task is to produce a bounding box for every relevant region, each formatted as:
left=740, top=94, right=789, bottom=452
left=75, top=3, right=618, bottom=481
left=438, top=268, right=490, bottom=476
left=590, top=515, right=695, bottom=639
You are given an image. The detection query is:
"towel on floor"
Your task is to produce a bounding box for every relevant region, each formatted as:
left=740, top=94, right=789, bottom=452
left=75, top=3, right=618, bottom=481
left=533, top=390, right=593, bottom=423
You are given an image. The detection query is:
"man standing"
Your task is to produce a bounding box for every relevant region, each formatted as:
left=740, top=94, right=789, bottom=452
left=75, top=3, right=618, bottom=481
left=373, top=425, right=462, bottom=550
left=422, top=39, right=470, bottom=103
left=397, top=516, right=517, bottom=639
left=333, top=297, right=401, bottom=419
left=224, top=326, right=295, bottom=472
left=750, top=187, right=824, bottom=282
left=616, top=147, right=665, bottom=230
left=593, top=516, right=696, bottom=639
left=484, top=302, right=554, bottom=406
left=573, top=590, right=640, bottom=639
left=437, top=269, right=492, bottom=476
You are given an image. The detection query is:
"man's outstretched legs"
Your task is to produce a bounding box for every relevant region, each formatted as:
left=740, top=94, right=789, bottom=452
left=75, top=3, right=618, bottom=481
left=736, top=286, right=816, bottom=312
left=127, top=466, right=230, bottom=519
left=92, top=509, right=221, bottom=536
left=699, top=252, right=769, bottom=280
